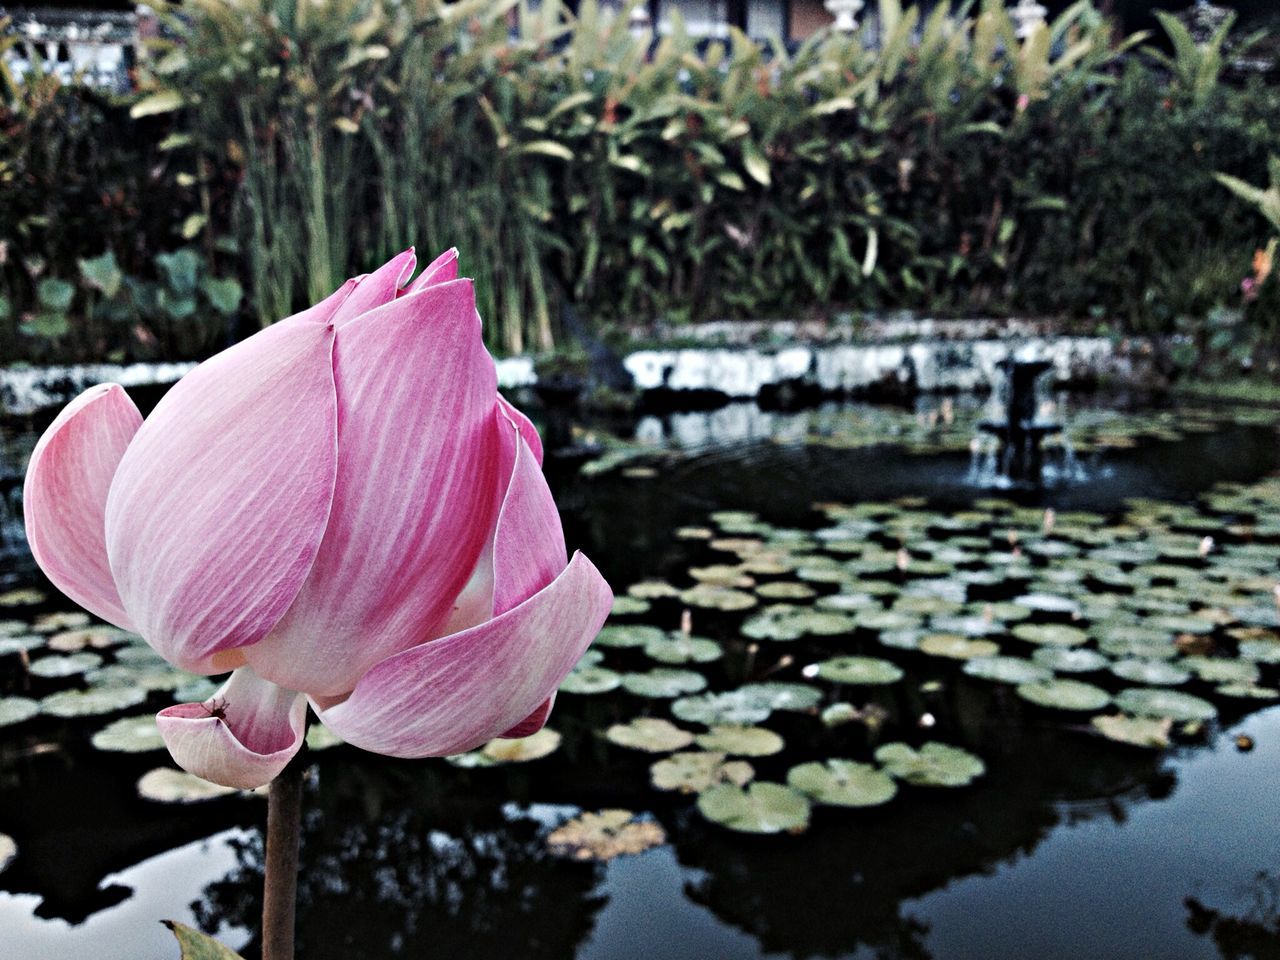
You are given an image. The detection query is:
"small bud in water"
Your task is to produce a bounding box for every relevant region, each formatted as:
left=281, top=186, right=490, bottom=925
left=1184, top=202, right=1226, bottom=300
left=918, top=712, right=936, bottom=729
left=1043, top=508, right=1056, bottom=535
left=896, top=548, right=909, bottom=572
left=1199, top=536, right=1214, bottom=558
left=1007, top=529, right=1019, bottom=546
left=802, top=663, right=820, bottom=679
left=1236, top=735, right=1255, bottom=752
left=680, top=609, right=692, bottom=636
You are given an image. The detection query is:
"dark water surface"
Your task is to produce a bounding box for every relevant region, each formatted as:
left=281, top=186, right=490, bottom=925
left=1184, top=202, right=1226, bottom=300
left=2, top=390, right=1279, bottom=960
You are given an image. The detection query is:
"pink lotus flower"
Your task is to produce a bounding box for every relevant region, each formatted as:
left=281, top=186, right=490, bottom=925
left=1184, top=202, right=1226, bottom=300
left=23, top=248, right=613, bottom=789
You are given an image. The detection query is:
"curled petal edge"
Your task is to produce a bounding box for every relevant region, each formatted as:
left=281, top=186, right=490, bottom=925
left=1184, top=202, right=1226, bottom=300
left=156, top=667, right=307, bottom=790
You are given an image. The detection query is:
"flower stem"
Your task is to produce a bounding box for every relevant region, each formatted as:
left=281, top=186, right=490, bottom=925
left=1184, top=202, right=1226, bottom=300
left=262, top=752, right=305, bottom=960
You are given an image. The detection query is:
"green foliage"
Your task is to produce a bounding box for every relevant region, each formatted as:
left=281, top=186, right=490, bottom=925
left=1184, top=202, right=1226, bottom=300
left=2, top=0, right=1279, bottom=367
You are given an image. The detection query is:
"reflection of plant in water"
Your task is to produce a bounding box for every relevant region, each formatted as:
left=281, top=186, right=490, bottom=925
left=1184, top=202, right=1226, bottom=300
left=191, top=775, right=604, bottom=960
left=1187, top=872, right=1280, bottom=960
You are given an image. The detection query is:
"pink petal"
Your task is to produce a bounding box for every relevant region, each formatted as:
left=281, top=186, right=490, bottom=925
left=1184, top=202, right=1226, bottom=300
left=105, top=320, right=338, bottom=674
left=329, top=249, right=416, bottom=327
left=491, top=429, right=565, bottom=616
left=23, top=384, right=140, bottom=629
left=279, top=276, right=359, bottom=328
left=403, top=247, right=459, bottom=294
left=500, top=695, right=555, bottom=739
left=497, top=392, right=543, bottom=466
left=313, top=551, right=612, bottom=758
left=156, top=666, right=306, bottom=790
left=246, top=279, right=502, bottom=696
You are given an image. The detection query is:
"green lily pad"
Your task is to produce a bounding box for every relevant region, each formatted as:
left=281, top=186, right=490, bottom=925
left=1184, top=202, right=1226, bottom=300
left=305, top=724, right=345, bottom=751
left=0, top=696, right=40, bottom=727
left=560, top=666, right=623, bottom=695
left=1181, top=656, right=1259, bottom=684
left=756, top=582, right=817, bottom=601
left=736, top=682, right=823, bottom=712
left=546, top=809, right=666, bottom=861
left=696, top=782, right=811, bottom=834
left=1013, top=594, right=1080, bottom=617
left=1015, top=679, right=1111, bottom=712
left=650, top=751, right=754, bottom=793
left=138, top=768, right=253, bottom=803
left=810, top=656, right=904, bottom=685
left=91, top=715, right=165, bottom=753
left=874, top=742, right=985, bottom=787
left=1031, top=648, right=1110, bottom=674
left=672, top=692, right=772, bottom=727
left=679, top=585, right=758, bottom=611
left=628, top=580, right=682, bottom=599
left=0, top=588, right=46, bottom=607
left=694, top=725, right=785, bottom=757
left=1114, top=687, right=1218, bottom=722
left=1109, top=659, right=1191, bottom=686
left=621, top=669, right=707, bottom=699
left=1091, top=713, right=1173, bottom=749
left=480, top=728, right=562, bottom=763
left=86, top=663, right=191, bottom=692
left=1238, top=640, right=1280, bottom=663
left=919, top=634, right=1000, bottom=660
left=173, top=678, right=220, bottom=703
left=611, top=596, right=652, bottom=616
left=29, top=652, right=103, bottom=678
left=963, top=656, right=1053, bottom=684
left=595, top=625, right=665, bottom=649
left=1011, top=624, right=1089, bottom=648
left=1215, top=683, right=1280, bottom=700
left=644, top=634, right=722, bottom=665
left=605, top=717, right=695, bottom=753
left=0, top=635, right=46, bottom=656
left=164, top=920, right=246, bottom=959
left=42, top=686, right=147, bottom=717
left=33, top=612, right=90, bottom=633
left=47, top=627, right=129, bottom=652
left=787, top=760, right=897, bottom=808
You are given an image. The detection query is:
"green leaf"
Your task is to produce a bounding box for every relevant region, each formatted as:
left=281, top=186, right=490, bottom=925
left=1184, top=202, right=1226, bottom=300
left=156, top=249, right=201, bottom=296
left=181, top=214, right=208, bottom=240
left=130, top=90, right=185, bottom=119
left=520, top=140, right=574, bottom=161
left=79, top=252, right=123, bottom=298
left=741, top=141, right=770, bottom=187
left=37, top=277, right=75, bottom=312
left=22, top=313, right=70, bottom=339
left=202, top=277, right=243, bottom=315
left=163, top=920, right=246, bottom=959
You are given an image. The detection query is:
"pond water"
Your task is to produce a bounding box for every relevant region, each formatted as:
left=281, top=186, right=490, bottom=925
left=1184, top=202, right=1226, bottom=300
left=2, top=388, right=1280, bottom=960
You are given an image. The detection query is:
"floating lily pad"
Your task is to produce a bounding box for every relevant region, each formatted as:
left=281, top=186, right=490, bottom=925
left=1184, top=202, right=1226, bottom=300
left=811, top=656, right=904, bottom=685
left=173, top=678, right=220, bottom=703
left=650, top=751, right=755, bottom=793
left=736, top=682, right=823, bottom=712
left=605, top=717, right=695, bottom=753
left=92, top=715, right=165, bottom=753
left=87, top=663, right=191, bottom=692
left=305, top=724, right=344, bottom=751
left=546, top=810, right=666, bottom=861
left=680, top=585, right=758, bottom=611
left=1114, top=687, right=1218, bottom=722
left=1015, top=679, right=1111, bottom=712
left=644, top=633, right=722, bottom=665
left=0, top=588, right=46, bottom=607
left=480, top=728, right=562, bottom=763
left=694, top=725, right=785, bottom=757
left=1182, top=656, right=1259, bottom=684
left=755, top=582, right=817, bottom=601
left=787, top=760, right=897, bottom=808
left=1090, top=713, right=1172, bottom=749
left=1215, top=683, right=1280, bottom=700
left=919, top=634, right=1000, bottom=660
left=1031, top=647, right=1110, bottom=674
left=1011, top=624, right=1089, bottom=648
left=696, top=782, right=811, bottom=834
left=0, top=635, right=45, bottom=656
left=1012, top=594, right=1080, bottom=618
left=113, top=645, right=168, bottom=666
left=672, top=692, right=772, bottom=727
left=138, top=768, right=252, bottom=803
left=33, top=612, right=90, bottom=633
left=560, top=666, right=623, bottom=695
left=963, top=657, right=1053, bottom=684
left=1109, top=659, right=1190, bottom=686
left=611, top=596, right=652, bottom=616
left=595, top=625, right=665, bottom=649
left=42, top=686, right=147, bottom=717
left=1238, top=640, right=1280, bottom=663
left=874, top=742, right=985, bottom=787
left=628, top=580, right=682, bottom=599
left=0, top=697, right=40, bottom=727
left=689, top=564, right=755, bottom=588
left=29, top=652, right=103, bottom=678
left=621, top=669, right=707, bottom=699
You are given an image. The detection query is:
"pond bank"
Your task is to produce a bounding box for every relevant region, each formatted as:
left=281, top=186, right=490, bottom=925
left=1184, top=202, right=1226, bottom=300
left=1, top=320, right=1156, bottom=417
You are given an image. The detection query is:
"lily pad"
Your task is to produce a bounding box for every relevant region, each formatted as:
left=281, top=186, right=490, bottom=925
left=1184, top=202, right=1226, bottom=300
left=1215, top=683, right=1280, bottom=700
left=1091, top=713, right=1173, bottom=749
left=29, top=652, right=103, bottom=678
left=650, top=751, right=755, bottom=793
left=627, top=580, right=682, bottom=599
left=644, top=634, right=722, bottom=665
left=0, top=635, right=45, bottom=656
left=1181, top=656, right=1259, bottom=684
left=42, top=686, right=147, bottom=717
left=305, top=725, right=345, bottom=751
left=1109, top=658, right=1190, bottom=686
left=787, top=760, right=897, bottom=808
left=1031, top=648, right=1110, bottom=674
left=0, top=697, right=40, bottom=727
left=33, top=612, right=90, bottom=633
left=696, top=782, right=811, bottom=834
left=736, top=682, right=823, bottom=712
left=672, top=692, right=772, bottom=727
left=595, top=625, right=665, bottom=649
left=91, top=715, right=164, bottom=753
left=919, top=634, right=1000, bottom=660
left=963, top=657, right=1053, bottom=685
left=694, top=725, right=785, bottom=757
left=605, top=717, right=695, bottom=753
left=138, top=768, right=250, bottom=803
left=611, top=596, right=652, bottom=616
left=874, top=742, right=985, bottom=787
left=1011, top=624, right=1089, bottom=648
left=679, top=585, right=758, bottom=611
left=1015, top=679, right=1111, bottom=712
left=621, top=669, right=707, bottom=699
left=480, top=728, right=562, bottom=763
left=811, top=656, right=904, bottom=685
left=546, top=809, right=666, bottom=862
left=560, top=666, right=623, bottom=695
left=1114, top=687, right=1218, bottom=722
